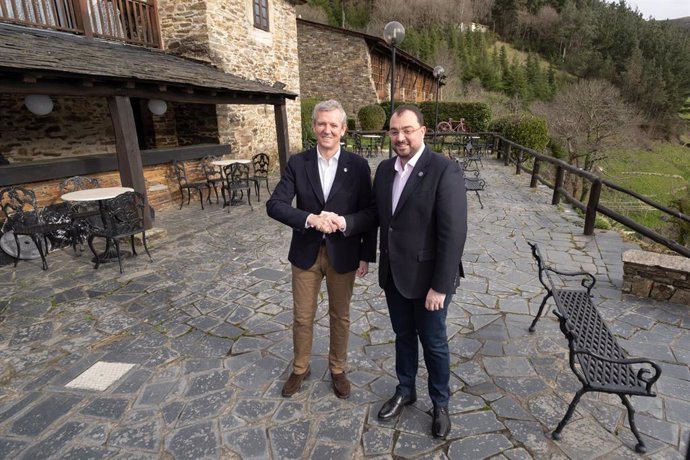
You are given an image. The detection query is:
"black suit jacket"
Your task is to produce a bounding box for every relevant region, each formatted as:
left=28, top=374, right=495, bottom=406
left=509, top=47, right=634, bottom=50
left=345, top=147, right=467, bottom=298
left=266, top=148, right=376, bottom=273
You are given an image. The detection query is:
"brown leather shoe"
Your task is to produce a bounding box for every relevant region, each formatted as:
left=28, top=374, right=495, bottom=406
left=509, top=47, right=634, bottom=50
left=281, top=367, right=310, bottom=397
left=331, top=371, right=351, bottom=399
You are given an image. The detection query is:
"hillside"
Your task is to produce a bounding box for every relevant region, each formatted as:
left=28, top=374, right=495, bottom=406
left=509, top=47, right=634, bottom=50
left=667, top=17, right=690, bottom=30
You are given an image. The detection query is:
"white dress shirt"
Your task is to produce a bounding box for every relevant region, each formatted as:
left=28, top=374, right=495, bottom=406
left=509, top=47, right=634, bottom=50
left=392, top=145, right=425, bottom=213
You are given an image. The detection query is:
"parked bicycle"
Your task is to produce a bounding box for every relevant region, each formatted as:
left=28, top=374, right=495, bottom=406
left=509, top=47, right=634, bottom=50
left=435, top=117, right=468, bottom=133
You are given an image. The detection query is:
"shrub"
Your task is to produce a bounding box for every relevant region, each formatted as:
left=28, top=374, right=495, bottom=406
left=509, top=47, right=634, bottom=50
left=347, top=117, right=357, bottom=131
left=300, top=97, right=319, bottom=148
left=379, top=101, right=491, bottom=132
left=358, top=104, right=386, bottom=131
left=489, top=115, right=549, bottom=152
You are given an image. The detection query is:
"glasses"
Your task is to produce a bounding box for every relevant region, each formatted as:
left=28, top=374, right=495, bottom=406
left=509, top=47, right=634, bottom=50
left=388, top=126, right=423, bottom=137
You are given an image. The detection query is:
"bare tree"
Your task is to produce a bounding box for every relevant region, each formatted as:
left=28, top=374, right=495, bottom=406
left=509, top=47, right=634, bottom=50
left=532, top=79, right=643, bottom=201
left=367, top=0, right=472, bottom=33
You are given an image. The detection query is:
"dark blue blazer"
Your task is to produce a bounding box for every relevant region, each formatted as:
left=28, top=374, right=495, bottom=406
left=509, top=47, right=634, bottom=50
left=266, top=148, right=376, bottom=274
left=345, top=147, right=467, bottom=298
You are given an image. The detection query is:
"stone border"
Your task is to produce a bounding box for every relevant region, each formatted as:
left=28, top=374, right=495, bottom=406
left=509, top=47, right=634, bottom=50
left=622, top=249, right=690, bottom=305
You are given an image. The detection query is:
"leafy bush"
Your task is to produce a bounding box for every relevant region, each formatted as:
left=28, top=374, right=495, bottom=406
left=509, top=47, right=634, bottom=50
left=489, top=115, right=548, bottom=152
left=347, top=117, right=357, bottom=131
left=358, top=104, right=386, bottom=130
left=300, top=97, right=319, bottom=148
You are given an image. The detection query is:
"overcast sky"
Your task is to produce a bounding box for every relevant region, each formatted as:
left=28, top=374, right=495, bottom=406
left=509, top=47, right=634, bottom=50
left=625, top=0, right=689, bottom=19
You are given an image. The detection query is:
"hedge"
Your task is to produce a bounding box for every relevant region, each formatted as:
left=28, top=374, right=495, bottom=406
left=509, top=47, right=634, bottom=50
left=488, top=115, right=549, bottom=152
left=379, top=101, right=491, bottom=132
left=300, top=97, right=319, bottom=147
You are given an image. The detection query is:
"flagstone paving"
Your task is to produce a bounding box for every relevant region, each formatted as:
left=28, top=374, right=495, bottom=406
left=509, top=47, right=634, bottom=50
left=0, top=156, right=688, bottom=459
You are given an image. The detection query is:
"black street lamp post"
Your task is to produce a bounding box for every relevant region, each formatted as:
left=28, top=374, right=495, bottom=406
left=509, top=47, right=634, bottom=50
left=383, top=21, right=405, bottom=158
left=433, top=65, right=445, bottom=146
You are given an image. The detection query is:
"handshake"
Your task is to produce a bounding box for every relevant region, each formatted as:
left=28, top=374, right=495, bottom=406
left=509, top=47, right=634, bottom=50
left=308, top=211, right=346, bottom=234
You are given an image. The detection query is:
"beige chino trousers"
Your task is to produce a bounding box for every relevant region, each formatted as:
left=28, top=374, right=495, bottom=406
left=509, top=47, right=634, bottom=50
left=291, top=244, right=356, bottom=375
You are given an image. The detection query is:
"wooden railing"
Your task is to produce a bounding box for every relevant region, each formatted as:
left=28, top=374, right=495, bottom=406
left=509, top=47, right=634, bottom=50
left=0, top=0, right=161, bottom=48
left=435, top=132, right=690, bottom=258
left=495, top=134, right=690, bottom=258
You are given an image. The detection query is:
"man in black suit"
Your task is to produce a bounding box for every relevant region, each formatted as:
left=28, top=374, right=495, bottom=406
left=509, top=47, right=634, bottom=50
left=335, top=105, right=467, bottom=438
left=266, top=100, right=376, bottom=399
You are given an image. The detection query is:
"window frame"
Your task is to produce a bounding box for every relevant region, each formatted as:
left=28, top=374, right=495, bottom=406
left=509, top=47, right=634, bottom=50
left=253, top=0, right=269, bottom=32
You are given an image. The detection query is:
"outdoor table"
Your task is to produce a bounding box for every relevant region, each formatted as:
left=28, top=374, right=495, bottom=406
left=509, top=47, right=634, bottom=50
left=61, top=186, right=134, bottom=263
left=361, top=134, right=382, bottom=157
left=211, top=159, right=251, bottom=167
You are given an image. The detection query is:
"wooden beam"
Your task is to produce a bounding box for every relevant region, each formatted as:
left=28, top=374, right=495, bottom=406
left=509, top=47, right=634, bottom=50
left=0, top=80, right=291, bottom=105
left=274, top=102, right=290, bottom=173
left=0, top=144, right=231, bottom=187
left=107, top=95, right=151, bottom=228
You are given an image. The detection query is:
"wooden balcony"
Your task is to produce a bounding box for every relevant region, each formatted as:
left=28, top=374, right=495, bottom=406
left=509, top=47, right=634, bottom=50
left=0, top=0, right=161, bottom=48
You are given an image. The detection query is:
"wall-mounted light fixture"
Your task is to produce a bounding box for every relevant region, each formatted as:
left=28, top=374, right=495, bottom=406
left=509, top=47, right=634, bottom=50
left=147, top=99, right=167, bottom=116
left=24, top=95, right=54, bottom=116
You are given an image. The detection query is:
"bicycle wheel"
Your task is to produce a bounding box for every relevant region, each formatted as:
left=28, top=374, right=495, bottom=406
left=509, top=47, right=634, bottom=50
left=436, top=121, right=452, bottom=132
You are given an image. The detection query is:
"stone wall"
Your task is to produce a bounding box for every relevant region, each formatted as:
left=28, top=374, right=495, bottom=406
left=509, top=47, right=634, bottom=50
left=296, top=21, right=378, bottom=121
left=622, top=250, right=690, bottom=305
left=17, top=161, right=208, bottom=214
left=158, top=0, right=303, bottom=165
left=0, top=94, right=116, bottom=163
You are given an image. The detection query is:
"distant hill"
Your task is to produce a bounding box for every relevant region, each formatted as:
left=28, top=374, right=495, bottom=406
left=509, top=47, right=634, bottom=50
left=667, top=17, right=690, bottom=30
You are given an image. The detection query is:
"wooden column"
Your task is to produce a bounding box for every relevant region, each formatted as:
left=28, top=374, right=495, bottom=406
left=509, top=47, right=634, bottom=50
left=107, top=96, right=152, bottom=228
left=274, top=102, right=290, bottom=173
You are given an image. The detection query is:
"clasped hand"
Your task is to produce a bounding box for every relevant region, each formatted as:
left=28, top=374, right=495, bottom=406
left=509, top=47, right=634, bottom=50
left=309, top=211, right=345, bottom=234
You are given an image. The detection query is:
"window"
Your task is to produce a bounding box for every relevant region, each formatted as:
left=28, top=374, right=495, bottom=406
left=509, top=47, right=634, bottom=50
left=253, top=0, right=269, bottom=31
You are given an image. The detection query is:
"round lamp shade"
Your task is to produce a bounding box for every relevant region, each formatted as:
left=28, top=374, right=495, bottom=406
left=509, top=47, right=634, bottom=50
left=433, top=65, right=445, bottom=79
left=147, top=99, right=168, bottom=115
left=383, top=21, right=405, bottom=46
left=24, top=95, right=53, bottom=116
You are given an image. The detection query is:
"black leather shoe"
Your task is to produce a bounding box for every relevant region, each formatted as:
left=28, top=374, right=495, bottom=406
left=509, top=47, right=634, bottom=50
left=378, top=393, right=417, bottom=420
left=432, top=406, right=451, bottom=439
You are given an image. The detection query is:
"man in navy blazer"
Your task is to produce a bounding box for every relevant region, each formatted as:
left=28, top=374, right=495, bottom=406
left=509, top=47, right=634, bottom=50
left=266, top=100, right=376, bottom=399
left=337, top=105, right=467, bottom=438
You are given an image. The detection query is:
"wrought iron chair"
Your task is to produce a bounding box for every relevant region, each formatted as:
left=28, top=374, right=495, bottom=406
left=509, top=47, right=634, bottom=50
left=86, top=191, right=152, bottom=274
left=250, top=153, right=271, bottom=201
left=0, top=186, right=66, bottom=270
left=200, top=155, right=223, bottom=204
left=221, top=163, right=253, bottom=212
left=172, top=160, right=210, bottom=210
left=59, top=175, right=102, bottom=252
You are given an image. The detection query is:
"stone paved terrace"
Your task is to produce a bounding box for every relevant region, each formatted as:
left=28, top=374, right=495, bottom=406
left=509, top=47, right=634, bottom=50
left=0, top=156, right=689, bottom=460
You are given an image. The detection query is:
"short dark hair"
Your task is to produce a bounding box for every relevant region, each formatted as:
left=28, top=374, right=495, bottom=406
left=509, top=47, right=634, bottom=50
left=392, top=105, right=424, bottom=126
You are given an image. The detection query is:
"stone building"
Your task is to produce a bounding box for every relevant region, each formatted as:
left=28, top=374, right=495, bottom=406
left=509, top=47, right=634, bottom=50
left=296, top=19, right=437, bottom=121
left=0, top=0, right=304, bottom=213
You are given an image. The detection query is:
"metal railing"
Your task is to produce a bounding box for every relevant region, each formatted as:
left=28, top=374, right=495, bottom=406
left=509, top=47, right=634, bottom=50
left=0, top=0, right=161, bottom=48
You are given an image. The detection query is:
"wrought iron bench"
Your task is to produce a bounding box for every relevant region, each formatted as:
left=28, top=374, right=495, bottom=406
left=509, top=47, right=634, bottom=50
left=528, top=242, right=661, bottom=453
left=457, top=158, right=485, bottom=208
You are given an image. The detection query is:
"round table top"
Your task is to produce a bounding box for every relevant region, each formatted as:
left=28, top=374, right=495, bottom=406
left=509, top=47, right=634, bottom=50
left=212, top=159, right=251, bottom=166
left=61, top=186, right=134, bottom=202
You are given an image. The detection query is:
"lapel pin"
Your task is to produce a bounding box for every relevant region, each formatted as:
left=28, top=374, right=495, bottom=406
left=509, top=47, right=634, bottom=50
left=344, top=168, right=348, bottom=172
left=418, top=171, right=424, bottom=177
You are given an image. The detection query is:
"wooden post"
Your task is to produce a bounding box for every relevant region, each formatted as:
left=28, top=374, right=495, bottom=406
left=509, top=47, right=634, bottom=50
left=552, top=166, right=564, bottom=205
left=74, top=0, right=93, bottom=38
left=584, top=179, right=602, bottom=236
left=503, top=143, right=511, bottom=166
left=530, top=159, right=540, bottom=188
left=274, top=102, right=290, bottom=174
left=515, top=150, right=522, bottom=175
left=492, top=136, right=499, bottom=157
left=107, top=96, right=151, bottom=228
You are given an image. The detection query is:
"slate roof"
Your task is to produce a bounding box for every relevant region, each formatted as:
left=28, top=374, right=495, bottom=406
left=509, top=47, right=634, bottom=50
left=0, top=23, right=297, bottom=99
